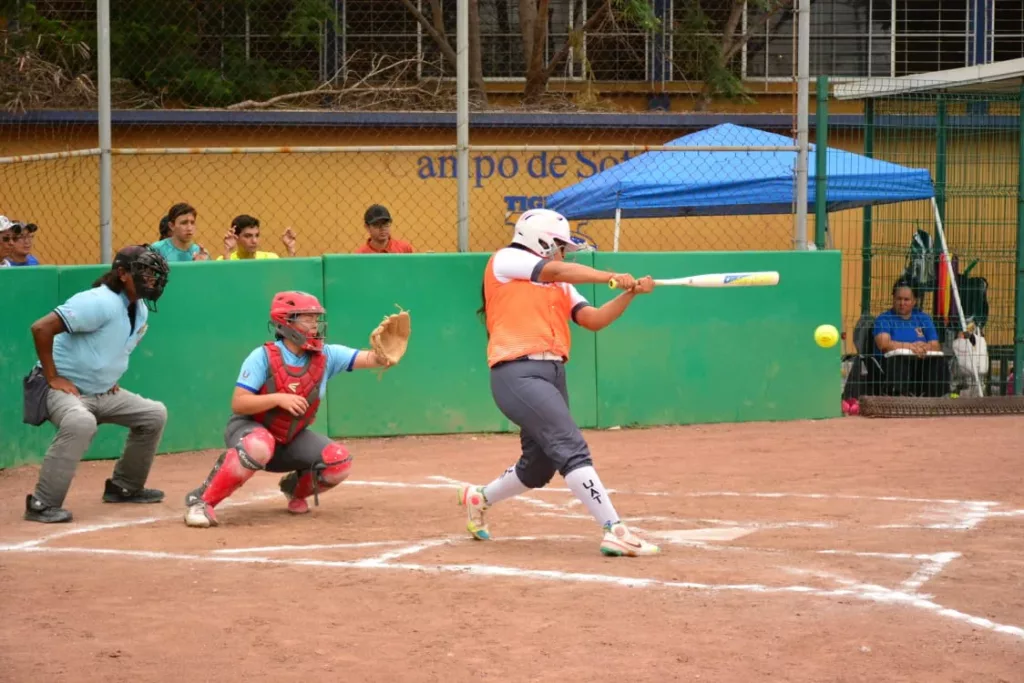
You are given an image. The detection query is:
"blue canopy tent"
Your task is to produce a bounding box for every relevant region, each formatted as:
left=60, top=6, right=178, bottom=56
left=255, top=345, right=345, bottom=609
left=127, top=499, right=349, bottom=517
left=545, top=123, right=980, bottom=389
left=544, top=122, right=936, bottom=248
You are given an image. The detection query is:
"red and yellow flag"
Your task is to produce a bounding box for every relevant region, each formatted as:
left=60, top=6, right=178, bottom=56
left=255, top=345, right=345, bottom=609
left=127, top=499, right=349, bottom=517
left=936, top=253, right=951, bottom=324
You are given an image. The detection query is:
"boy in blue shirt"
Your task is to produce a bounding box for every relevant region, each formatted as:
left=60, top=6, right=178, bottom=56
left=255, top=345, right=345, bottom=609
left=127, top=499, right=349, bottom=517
left=24, top=245, right=171, bottom=523
left=149, top=202, right=210, bottom=262
left=184, top=291, right=400, bottom=528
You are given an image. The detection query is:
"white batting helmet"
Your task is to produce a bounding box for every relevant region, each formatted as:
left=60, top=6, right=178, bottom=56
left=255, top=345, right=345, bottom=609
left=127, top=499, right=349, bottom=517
left=511, top=208, right=579, bottom=258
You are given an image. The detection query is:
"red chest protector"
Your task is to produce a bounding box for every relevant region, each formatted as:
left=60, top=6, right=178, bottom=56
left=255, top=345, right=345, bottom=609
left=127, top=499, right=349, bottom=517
left=252, top=342, right=328, bottom=444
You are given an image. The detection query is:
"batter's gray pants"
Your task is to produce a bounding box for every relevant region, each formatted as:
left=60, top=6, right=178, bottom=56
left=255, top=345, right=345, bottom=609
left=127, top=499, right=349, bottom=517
left=34, top=388, right=168, bottom=507
left=489, top=359, right=593, bottom=488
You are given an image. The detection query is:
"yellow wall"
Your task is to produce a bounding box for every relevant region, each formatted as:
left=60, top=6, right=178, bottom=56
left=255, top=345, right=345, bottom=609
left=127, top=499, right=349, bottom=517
left=0, top=118, right=1016, bottom=348
left=0, top=123, right=809, bottom=263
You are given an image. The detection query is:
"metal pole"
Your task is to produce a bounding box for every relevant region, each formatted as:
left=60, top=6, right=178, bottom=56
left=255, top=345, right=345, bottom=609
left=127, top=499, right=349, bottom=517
left=935, top=96, right=948, bottom=227
left=934, top=96, right=948, bottom=324
left=97, top=0, right=113, bottom=263
left=814, top=75, right=829, bottom=249
left=1015, top=85, right=1024, bottom=395
left=932, top=197, right=982, bottom=394
left=613, top=207, right=621, bottom=252
left=794, top=0, right=811, bottom=250
left=456, top=0, right=470, bottom=252
left=860, top=99, right=875, bottom=317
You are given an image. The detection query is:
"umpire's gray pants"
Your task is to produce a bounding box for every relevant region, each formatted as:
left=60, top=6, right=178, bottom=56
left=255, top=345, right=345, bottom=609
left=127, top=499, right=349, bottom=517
left=489, top=359, right=593, bottom=488
left=34, top=388, right=168, bottom=507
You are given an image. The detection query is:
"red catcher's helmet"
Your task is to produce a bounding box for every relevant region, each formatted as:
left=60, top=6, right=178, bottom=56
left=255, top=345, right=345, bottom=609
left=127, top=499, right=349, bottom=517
left=269, top=291, right=326, bottom=352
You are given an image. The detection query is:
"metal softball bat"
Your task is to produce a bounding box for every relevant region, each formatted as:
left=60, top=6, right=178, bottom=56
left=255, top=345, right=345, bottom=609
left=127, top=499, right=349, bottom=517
left=608, top=271, right=781, bottom=289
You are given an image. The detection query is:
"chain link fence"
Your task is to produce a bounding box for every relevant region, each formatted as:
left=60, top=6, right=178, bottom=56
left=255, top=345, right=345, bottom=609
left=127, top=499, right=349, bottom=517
left=0, top=0, right=806, bottom=265
left=825, top=79, right=1023, bottom=399
left=0, top=125, right=811, bottom=262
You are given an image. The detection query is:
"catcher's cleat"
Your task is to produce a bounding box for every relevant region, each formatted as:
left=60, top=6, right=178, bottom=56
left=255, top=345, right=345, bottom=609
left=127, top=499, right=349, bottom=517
left=184, top=501, right=218, bottom=528
left=599, top=522, right=660, bottom=557
left=286, top=497, right=310, bottom=514
left=457, top=485, right=490, bottom=540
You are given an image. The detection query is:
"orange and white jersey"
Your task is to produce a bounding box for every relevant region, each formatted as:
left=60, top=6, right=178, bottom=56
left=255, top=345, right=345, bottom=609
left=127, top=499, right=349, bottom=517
left=483, top=246, right=590, bottom=367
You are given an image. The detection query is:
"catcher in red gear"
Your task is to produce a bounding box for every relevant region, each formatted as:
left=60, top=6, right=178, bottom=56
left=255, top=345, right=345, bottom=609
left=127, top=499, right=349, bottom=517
left=183, top=290, right=407, bottom=527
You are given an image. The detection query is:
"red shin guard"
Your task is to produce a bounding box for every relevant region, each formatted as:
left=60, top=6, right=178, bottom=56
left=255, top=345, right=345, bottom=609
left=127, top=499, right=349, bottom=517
left=199, top=428, right=276, bottom=507
left=290, top=443, right=353, bottom=502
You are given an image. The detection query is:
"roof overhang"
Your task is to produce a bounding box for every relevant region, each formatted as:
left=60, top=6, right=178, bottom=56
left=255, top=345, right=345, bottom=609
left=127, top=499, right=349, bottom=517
left=832, top=58, right=1024, bottom=100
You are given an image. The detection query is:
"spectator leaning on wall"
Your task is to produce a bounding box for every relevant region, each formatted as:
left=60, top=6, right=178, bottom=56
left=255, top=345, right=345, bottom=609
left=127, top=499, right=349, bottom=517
left=354, top=204, right=414, bottom=254
left=150, top=202, right=210, bottom=262
left=22, top=245, right=172, bottom=524
left=216, top=214, right=298, bottom=260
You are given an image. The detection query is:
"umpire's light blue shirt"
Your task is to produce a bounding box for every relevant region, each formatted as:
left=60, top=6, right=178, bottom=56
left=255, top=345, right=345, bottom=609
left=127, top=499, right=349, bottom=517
left=47, top=285, right=150, bottom=396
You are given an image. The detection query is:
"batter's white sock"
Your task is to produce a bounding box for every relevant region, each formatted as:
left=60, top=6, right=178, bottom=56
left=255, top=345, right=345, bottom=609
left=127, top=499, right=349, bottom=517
left=564, top=466, right=620, bottom=528
left=481, top=466, right=529, bottom=506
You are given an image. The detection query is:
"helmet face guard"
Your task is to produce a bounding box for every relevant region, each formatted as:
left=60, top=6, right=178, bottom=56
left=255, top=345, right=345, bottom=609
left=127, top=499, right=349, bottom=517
left=130, top=249, right=170, bottom=311
left=112, top=246, right=170, bottom=312
left=270, top=291, right=327, bottom=352
left=272, top=313, right=327, bottom=352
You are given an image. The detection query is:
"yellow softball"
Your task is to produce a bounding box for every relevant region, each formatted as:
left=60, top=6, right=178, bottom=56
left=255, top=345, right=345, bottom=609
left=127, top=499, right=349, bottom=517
left=814, top=324, right=839, bottom=348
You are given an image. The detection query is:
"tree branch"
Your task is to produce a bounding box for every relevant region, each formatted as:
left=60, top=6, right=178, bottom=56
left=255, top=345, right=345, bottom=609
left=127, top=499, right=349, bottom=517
left=723, top=1, right=794, bottom=63
left=543, top=1, right=611, bottom=79
left=720, top=0, right=746, bottom=57
left=399, top=0, right=458, bottom=69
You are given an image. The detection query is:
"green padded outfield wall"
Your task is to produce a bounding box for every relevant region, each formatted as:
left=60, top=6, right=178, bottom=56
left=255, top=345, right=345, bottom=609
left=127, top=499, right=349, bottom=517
left=1, top=251, right=839, bottom=469
left=591, top=250, right=842, bottom=427
left=0, top=267, right=61, bottom=468
left=321, top=252, right=598, bottom=437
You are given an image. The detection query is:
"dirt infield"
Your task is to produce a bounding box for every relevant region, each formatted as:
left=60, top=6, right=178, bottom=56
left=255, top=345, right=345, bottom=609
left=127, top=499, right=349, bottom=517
left=2, top=416, right=1023, bottom=682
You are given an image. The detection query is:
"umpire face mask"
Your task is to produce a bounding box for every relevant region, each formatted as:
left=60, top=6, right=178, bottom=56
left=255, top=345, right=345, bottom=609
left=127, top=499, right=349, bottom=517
left=129, top=252, right=170, bottom=312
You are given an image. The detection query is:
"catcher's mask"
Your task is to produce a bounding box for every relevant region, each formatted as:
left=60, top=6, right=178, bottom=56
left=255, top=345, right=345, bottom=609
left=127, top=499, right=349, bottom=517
left=113, top=245, right=170, bottom=312
left=269, top=291, right=326, bottom=353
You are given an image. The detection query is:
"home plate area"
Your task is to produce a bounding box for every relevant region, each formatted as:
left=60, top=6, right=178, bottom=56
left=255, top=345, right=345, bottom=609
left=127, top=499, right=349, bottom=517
left=16, top=474, right=1023, bottom=641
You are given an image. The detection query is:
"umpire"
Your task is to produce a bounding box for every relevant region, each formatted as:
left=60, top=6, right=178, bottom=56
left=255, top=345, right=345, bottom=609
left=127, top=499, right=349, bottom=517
left=23, top=245, right=171, bottom=523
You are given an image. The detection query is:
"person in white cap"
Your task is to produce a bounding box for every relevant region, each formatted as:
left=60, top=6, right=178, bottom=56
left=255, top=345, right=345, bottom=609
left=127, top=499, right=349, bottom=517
left=0, top=216, right=13, bottom=266
left=3, top=220, right=41, bottom=266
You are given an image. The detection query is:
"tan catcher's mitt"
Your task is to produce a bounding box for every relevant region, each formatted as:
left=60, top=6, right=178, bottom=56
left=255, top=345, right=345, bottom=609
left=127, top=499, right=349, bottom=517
left=370, top=305, right=411, bottom=368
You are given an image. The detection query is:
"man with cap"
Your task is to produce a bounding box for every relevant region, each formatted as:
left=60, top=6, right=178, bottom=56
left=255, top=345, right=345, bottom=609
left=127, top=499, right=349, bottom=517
left=353, top=204, right=414, bottom=254
left=2, top=219, right=41, bottom=266
left=23, top=245, right=172, bottom=523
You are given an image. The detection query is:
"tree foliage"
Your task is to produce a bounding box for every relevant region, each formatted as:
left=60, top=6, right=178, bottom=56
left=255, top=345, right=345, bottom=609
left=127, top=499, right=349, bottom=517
left=2, top=0, right=791, bottom=112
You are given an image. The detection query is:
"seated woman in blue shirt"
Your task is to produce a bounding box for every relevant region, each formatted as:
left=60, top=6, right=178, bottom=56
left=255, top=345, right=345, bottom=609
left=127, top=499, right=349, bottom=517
left=873, top=281, right=941, bottom=357
left=873, top=280, right=948, bottom=396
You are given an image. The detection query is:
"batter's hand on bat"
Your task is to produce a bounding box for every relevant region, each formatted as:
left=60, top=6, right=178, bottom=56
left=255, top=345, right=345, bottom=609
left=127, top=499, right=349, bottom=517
left=276, top=393, right=309, bottom=416
left=610, top=273, right=637, bottom=291
left=631, top=275, right=655, bottom=294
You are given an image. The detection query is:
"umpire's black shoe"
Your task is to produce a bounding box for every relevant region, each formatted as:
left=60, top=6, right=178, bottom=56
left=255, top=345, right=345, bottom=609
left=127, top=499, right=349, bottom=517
left=102, top=479, right=165, bottom=504
left=24, top=494, right=73, bottom=524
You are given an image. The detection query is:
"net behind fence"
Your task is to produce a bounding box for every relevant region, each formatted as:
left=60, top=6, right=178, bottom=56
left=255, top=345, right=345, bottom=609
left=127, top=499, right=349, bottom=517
left=827, top=83, right=1022, bottom=400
